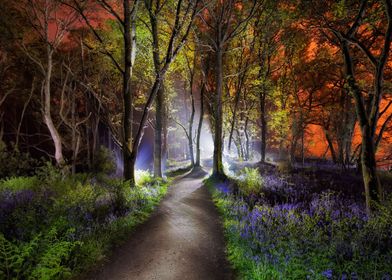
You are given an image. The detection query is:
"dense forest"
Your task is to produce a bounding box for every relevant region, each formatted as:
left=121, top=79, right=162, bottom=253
left=0, top=0, right=392, bottom=279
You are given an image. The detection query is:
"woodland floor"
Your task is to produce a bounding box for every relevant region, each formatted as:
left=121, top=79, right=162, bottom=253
left=83, top=168, right=234, bottom=280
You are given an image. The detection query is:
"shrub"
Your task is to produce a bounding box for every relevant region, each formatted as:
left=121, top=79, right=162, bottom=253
left=237, top=167, right=263, bottom=196
left=0, top=141, right=41, bottom=178
left=0, top=226, right=81, bottom=280
left=92, top=146, right=116, bottom=175
left=135, top=169, right=154, bottom=186
left=36, top=162, right=63, bottom=185
left=0, top=176, right=40, bottom=192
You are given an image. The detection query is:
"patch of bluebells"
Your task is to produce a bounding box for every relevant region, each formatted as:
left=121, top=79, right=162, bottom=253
left=0, top=172, right=164, bottom=241
left=219, top=168, right=392, bottom=279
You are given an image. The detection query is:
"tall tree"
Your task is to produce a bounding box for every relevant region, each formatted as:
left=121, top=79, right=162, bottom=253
left=68, top=0, right=139, bottom=181
left=134, top=0, right=200, bottom=181
left=199, top=0, right=260, bottom=177
left=300, top=0, right=392, bottom=213
left=20, top=0, right=78, bottom=167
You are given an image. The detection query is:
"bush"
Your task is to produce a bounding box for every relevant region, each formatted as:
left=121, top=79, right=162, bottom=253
left=92, top=146, right=116, bottom=175
left=135, top=169, right=154, bottom=186
left=236, top=167, right=263, bottom=196
left=0, top=141, right=41, bottom=178
left=0, top=176, right=40, bottom=192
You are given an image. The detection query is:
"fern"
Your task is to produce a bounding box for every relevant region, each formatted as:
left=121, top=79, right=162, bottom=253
left=0, top=233, right=38, bottom=279
left=29, top=227, right=79, bottom=280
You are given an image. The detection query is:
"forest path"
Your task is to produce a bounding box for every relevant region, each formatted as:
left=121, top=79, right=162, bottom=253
left=85, top=168, right=234, bottom=280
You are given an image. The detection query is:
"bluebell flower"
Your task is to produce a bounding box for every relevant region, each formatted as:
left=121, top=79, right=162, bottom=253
left=321, top=269, right=333, bottom=279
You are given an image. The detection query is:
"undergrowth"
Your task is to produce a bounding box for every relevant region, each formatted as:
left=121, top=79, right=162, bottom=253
left=206, top=168, right=392, bottom=280
left=0, top=165, right=168, bottom=279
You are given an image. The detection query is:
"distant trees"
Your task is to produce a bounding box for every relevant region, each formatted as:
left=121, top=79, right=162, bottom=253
left=298, top=0, right=392, bottom=213
left=140, top=0, right=200, bottom=180
left=199, top=0, right=260, bottom=177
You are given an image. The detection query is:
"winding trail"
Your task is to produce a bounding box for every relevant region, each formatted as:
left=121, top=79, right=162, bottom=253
left=85, top=168, right=234, bottom=280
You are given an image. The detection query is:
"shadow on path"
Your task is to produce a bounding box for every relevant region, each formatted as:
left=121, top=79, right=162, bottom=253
left=84, top=168, right=233, bottom=280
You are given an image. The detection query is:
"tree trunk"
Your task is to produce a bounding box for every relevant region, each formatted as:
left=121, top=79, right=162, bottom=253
left=290, top=135, right=299, bottom=163
left=195, top=78, right=204, bottom=167
left=188, top=74, right=196, bottom=167
left=213, top=47, right=224, bottom=177
left=361, top=125, right=382, bottom=210
left=71, top=86, right=77, bottom=175
left=129, top=152, right=137, bottom=186
left=244, top=117, right=250, bottom=161
left=325, top=129, right=337, bottom=163
left=44, top=47, right=65, bottom=167
left=162, top=96, right=168, bottom=170
left=131, top=78, right=163, bottom=185
left=260, top=91, right=267, bottom=162
left=343, top=41, right=381, bottom=213
left=154, top=84, right=164, bottom=177
left=228, top=88, right=241, bottom=152
left=122, top=0, right=136, bottom=182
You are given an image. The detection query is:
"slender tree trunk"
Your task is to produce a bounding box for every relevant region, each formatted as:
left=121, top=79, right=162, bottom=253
left=360, top=123, right=382, bottom=207
left=244, top=117, right=250, bottom=161
left=213, top=46, right=224, bottom=176
left=162, top=96, right=168, bottom=170
left=154, top=85, right=164, bottom=177
left=130, top=78, right=162, bottom=186
left=71, top=87, right=77, bottom=175
left=235, top=129, right=243, bottom=161
left=290, top=135, right=299, bottom=163
left=188, top=76, right=196, bottom=166
left=228, top=88, right=241, bottom=152
left=43, top=47, right=65, bottom=167
left=260, top=91, right=267, bottom=162
left=325, top=129, right=338, bottom=163
left=195, top=79, right=204, bottom=167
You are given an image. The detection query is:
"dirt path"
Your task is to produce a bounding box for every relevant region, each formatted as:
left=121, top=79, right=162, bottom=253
left=85, top=168, right=234, bottom=280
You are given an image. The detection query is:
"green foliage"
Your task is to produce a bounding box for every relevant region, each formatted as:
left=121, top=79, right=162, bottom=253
left=135, top=169, right=154, bottom=186
left=0, top=141, right=41, bottom=178
left=270, top=87, right=291, bottom=145
left=0, top=233, right=38, bottom=280
left=332, top=0, right=347, bottom=19
left=30, top=227, right=79, bottom=280
left=0, top=176, right=39, bottom=192
left=92, top=146, right=116, bottom=175
left=237, top=167, right=263, bottom=196
left=36, top=162, right=63, bottom=184
left=0, top=169, right=169, bottom=279
left=0, top=226, right=80, bottom=280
